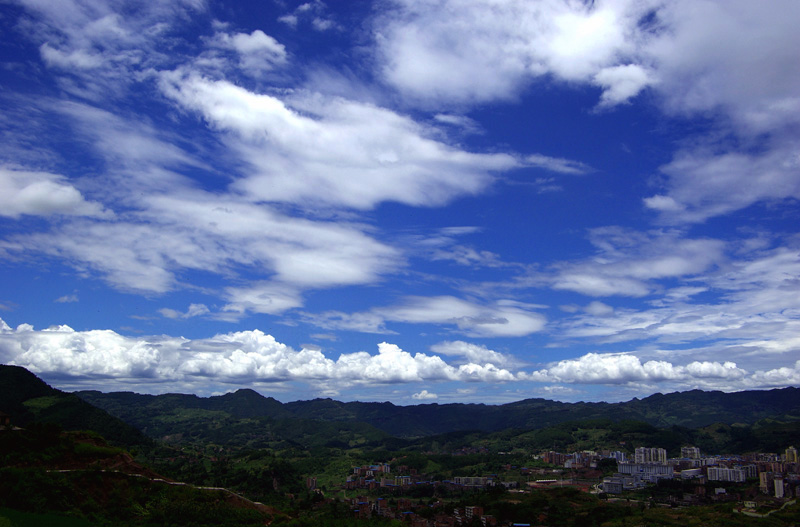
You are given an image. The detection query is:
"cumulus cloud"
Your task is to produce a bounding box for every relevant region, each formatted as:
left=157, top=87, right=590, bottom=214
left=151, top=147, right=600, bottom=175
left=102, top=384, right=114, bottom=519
left=530, top=352, right=747, bottom=386
left=2, top=318, right=795, bottom=395
left=0, top=167, right=109, bottom=219
left=208, top=29, right=288, bottom=75
left=376, top=0, right=800, bottom=119
left=412, top=389, right=438, bottom=400
left=749, top=360, right=800, bottom=388
left=594, top=64, right=654, bottom=108
left=0, top=319, right=518, bottom=392
left=374, top=0, right=653, bottom=106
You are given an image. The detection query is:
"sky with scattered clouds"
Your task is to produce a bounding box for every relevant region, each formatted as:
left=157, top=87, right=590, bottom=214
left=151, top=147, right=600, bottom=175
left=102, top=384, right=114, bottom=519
left=1, top=0, right=799, bottom=404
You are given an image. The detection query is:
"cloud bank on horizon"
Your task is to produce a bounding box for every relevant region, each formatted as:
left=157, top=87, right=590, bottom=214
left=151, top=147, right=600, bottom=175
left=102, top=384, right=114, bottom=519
left=0, top=0, right=798, bottom=403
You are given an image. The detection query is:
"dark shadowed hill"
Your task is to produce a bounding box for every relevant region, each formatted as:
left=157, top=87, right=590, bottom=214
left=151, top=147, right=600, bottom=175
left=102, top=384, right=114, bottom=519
left=0, top=365, right=150, bottom=447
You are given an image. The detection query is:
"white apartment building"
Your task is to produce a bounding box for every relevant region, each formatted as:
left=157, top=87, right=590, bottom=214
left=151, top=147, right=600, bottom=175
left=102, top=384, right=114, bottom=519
left=707, top=466, right=746, bottom=483
left=634, top=447, right=667, bottom=464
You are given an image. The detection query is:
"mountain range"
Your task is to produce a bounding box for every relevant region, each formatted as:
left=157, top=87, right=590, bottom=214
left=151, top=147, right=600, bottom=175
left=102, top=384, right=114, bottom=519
left=3, top=364, right=799, bottom=446
left=76, top=383, right=800, bottom=439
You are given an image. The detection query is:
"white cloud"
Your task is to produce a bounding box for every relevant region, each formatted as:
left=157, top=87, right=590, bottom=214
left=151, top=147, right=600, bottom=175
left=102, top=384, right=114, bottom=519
left=54, top=294, right=79, bottom=304
left=585, top=301, right=614, bottom=317
left=640, top=0, right=800, bottom=222
left=545, top=227, right=725, bottom=297
left=374, top=0, right=800, bottom=222
left=533, top=352, right=747, bottom=385
left=645, top=141, right=800, bottom=223
left=21, top=0, right=204, bottom=99
left=0, top=319, right=516, bottom=391
left=382, top=296, right=547, bottom=337
left=7, top=188, right=400, bottom=298
left=159, top=303, right=210, bottom=319
left=431, top=245, right=504, bottom=267
left=554, top=241, right=800, bottom=378
left=40, top=43, right=104, bottom=70
left=594, top=64, right=654, bottom=108
left=222, top=283, right=304, bottom=317
left=278, top=14, right=298, bottom=28
left=375, top=0, right=800, bottom=120
left=54, top=101, right=204, bottom=195
left=524, top=154, right=593, bottom=175
left=430, top=340, right=521, bottom=367
left=228, top=30, right=285, bottom=57
left=159, top=72, right=518, bottom=210
left=209, top=30, right=287, bottom=74
left=0, top=321, right=163, bottom=379
left=412, top=389, right=438, bottom=400
left=305, top=296, right=546, bottom=338
left=749, top=360, right=800, bottom=388
left=0, top=167, right=109, bottom=219
left=1, top=318, right=797, bottom=395
left=374, top=0, right=653, bottom=106
left=279, top=0, right=337, bottom=32
left=433, top=114, right=482, bottom=134
left=646, top=0, right=800, bottom=133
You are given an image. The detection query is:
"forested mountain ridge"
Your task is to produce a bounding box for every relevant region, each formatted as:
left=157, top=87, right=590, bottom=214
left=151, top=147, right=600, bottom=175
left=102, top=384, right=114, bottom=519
left=4, top=363, right=797, bottom=444
left=77, top=383, right=800, bottom=439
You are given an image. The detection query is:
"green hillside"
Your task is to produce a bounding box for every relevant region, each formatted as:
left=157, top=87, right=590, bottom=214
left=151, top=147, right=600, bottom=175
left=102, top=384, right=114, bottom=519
left=0, top=365, right=150, bottom=447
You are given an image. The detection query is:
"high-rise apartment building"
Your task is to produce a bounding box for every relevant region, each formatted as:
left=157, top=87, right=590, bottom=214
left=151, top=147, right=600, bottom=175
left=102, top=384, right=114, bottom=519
left=635, top=447, right=667, bottom=464
left=681, top=446, right=701, bottom=459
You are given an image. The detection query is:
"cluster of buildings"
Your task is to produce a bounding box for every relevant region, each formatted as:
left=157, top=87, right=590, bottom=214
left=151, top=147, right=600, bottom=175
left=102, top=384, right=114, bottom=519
left=344, top=463, right=519, bottom=493
left=345, top=471, right=502, bottom=493
left=601, top=445, right=800, bottom=498
left=338, top=445, right=799, bottom=523
left=346, top=496, right=499, bottom=527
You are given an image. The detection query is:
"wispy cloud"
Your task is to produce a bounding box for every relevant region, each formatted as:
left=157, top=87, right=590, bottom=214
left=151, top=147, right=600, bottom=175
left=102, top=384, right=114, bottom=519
left=54, top=294, right=79, bottom=304
left=305, top=296, right=547, bottom=338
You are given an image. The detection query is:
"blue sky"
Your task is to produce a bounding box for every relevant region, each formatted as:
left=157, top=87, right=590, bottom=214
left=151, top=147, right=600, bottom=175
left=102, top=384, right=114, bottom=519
left=1, top=0, right=799, bottom=404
